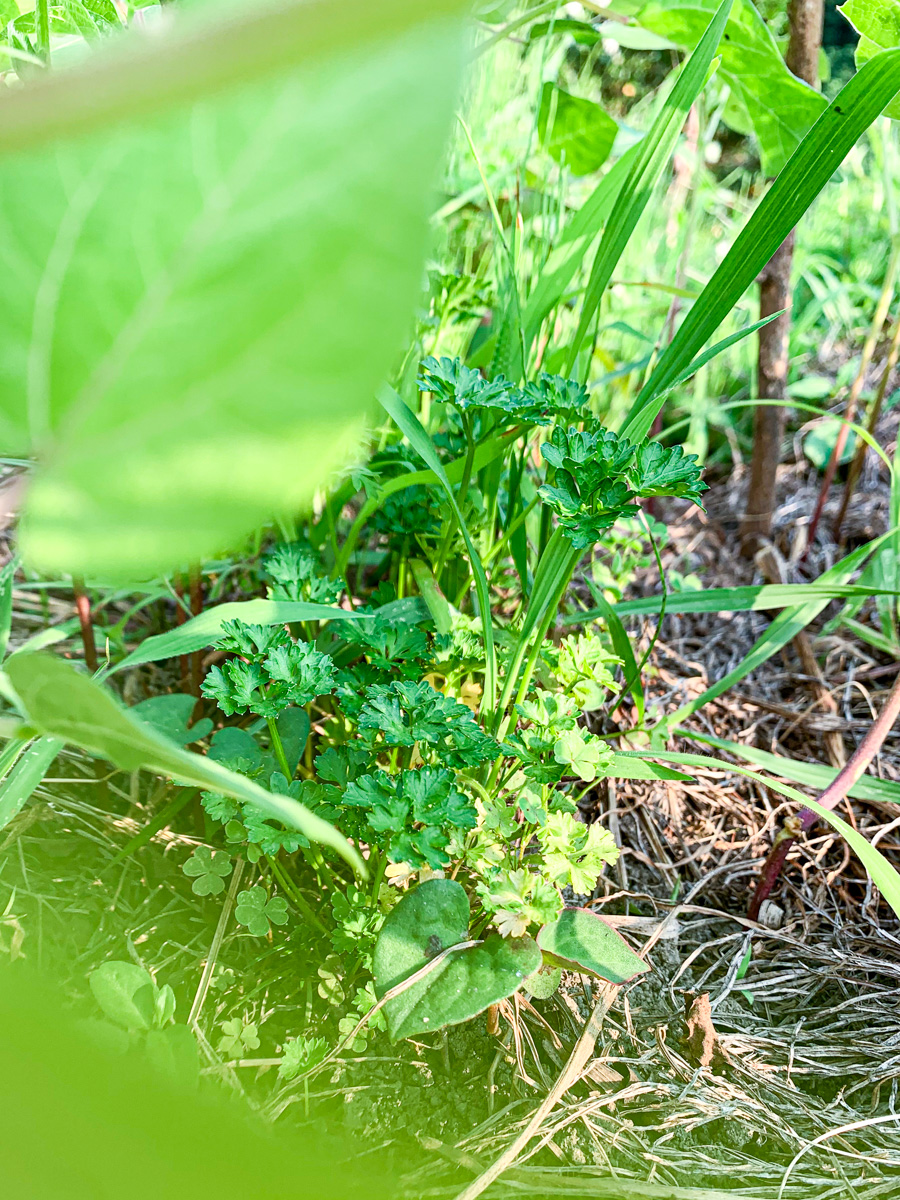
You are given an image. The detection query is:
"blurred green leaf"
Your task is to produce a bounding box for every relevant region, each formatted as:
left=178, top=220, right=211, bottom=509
left=0, top=0, right=466, bottom=578
left=537, top=83, right=617, bottom=175
left=89, top=960, right=156, bottom=1031
left=131, top=693, right=214, bottom=746
left=841, top=0, right=900, bottom=119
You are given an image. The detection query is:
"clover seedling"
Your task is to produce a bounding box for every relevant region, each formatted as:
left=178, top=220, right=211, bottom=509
left=235, top=887, right=289, bottom=937
left=182, top=846, right=233, bottom=896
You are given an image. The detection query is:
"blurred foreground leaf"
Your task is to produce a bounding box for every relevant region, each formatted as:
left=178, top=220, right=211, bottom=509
left=0, top=0, right=466, bottom=577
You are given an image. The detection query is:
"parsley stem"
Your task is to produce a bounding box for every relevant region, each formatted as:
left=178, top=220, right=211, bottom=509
left=266, top=717, right=293, bottom=781
left=267, top=855, right=327, bottom=934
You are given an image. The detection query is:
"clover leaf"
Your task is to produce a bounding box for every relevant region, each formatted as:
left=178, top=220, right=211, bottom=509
left=217, top=1017, right=260, bottom=1059
left=182, top=846, right=232, bottom=896
left=234, top=887, right=289, bottom=936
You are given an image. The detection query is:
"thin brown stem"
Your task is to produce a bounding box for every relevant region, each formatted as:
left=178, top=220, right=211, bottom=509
left=834, top=312, right=900, bottom=541
left=807, top=239, right=900, bottom=551
left=749, top=669, right=900, bottom=920
left=72, top=576, right=98, bottom=673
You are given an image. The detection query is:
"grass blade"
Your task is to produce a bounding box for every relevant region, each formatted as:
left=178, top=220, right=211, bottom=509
left=584, top=591, right=645, bottom=721
left=0, top=736, right=63, bottom=832
left=657, top=536, right=889, bottom=729
left=379, top=386, right=497, bottom=717
left=621, top=48, right=900, bottom=441
left=683, top=731, right=900, bottom=808
left=113, top=599, right=368, bottom=674
left=5, top=653, right=365, bottom=872
left=565, top=0, right=733, bottom=374
left=565, top=582, right=900, bottom=622
left=618, top=748, right=900, bottom=919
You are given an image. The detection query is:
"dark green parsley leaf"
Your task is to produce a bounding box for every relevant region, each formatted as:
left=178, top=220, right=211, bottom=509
left=405, top=766, right=477, bottom=830
left=315, top=745, right=372, bottom=787
left=264, top=640, right=336, bottom=706
left=630, top=442, right=707, bottom=505
left=264, top=541, right=342, bottom=605
left=392, top=825, right=450, bottom=870
left=418, top=355, right=515, bottom=412
left=216, top=620, right=290, bottom=659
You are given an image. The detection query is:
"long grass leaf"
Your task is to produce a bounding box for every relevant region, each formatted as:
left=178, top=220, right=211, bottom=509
left=565, top=582, right=900, bottom=623
left=379, top=386, right=497, bottom=716
left=621, top=49, right=900, bottom=441
left=6, top=653, right=364, bottom=871
left=619, top=748, right=900, bottom=918
left=522, top=145, right=638, bottom=348
left=658, top=537, right=888, bottom=728
left=0, top=736, right=63, bottom=832
left=112, top=599, right=369, bottom=674
left=565, top=0, right=733, bottom=374
left=683, top=732, right=900, bottom=808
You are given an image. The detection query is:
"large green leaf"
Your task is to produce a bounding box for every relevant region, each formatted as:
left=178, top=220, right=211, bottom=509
left=537, top=83, right=617, bottom=175
left=638, top=0, right=827, bottom=174
left=0, top=0, right=465, bottom=578
left=537, top=908, right=650, bottom=984
left=621, top=50, right=900, bottom=441
left=841, top=0, right=900, bottom=119
left=372, top=879, right=540, bottom=1040
left=4, top=651, right=364, bottom=872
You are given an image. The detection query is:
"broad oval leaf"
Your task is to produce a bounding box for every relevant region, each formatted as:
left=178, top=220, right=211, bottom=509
left=537, top=907, right=650, bottom=984
left=373, top=878, right=469, bottom=995
left=537, top=83, right=617, bottom=175
left=89, top=960, right=156, bottom=1031
left=373, top=878, right=541, bottom=1040
left=0, top=0, right=466, bottom=577
left=638, top=0, right=827, bottom=174
left=4, top=651, right=364, bottom=873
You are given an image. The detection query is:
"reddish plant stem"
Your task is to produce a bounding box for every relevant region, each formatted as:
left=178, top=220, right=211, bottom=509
left=72, top=576, right=98, bottom=673
left=749, top=669, right=900, bottom=920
